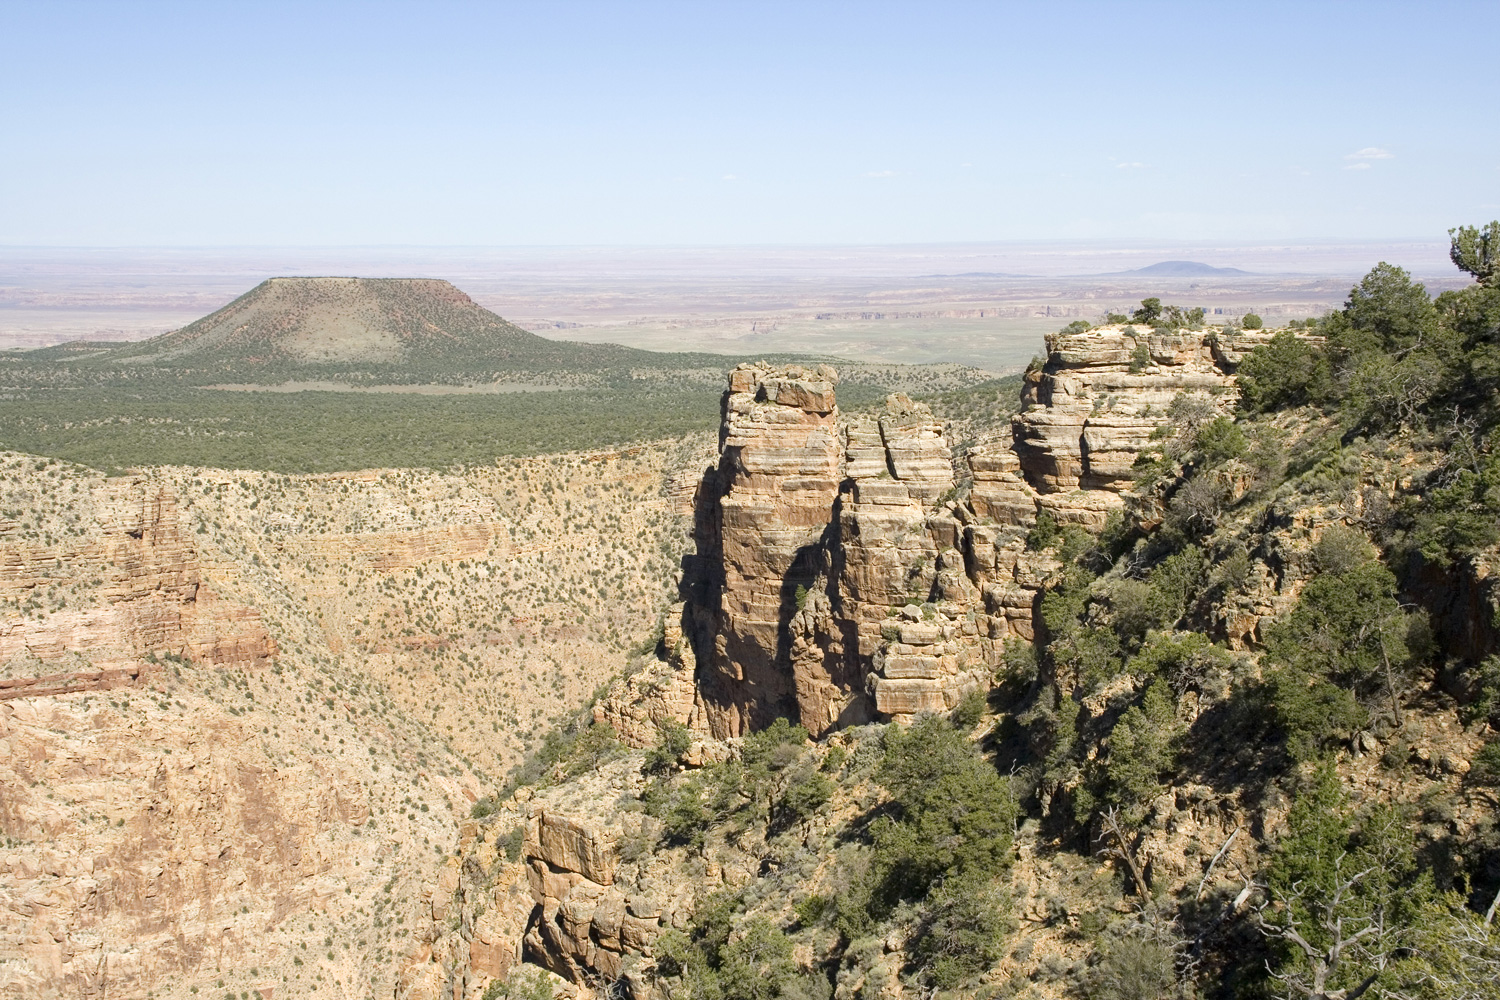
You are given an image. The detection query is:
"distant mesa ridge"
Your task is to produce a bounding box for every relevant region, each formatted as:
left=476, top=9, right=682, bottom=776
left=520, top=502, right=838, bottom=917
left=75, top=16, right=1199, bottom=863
left=1117, top=260, right=1251, bottom=277
left=109, top=276, right=550, bottom=366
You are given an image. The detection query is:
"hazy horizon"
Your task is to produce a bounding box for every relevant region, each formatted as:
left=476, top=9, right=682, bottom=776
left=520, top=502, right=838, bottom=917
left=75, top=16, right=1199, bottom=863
left=2, top=237, right=1472, bottom=366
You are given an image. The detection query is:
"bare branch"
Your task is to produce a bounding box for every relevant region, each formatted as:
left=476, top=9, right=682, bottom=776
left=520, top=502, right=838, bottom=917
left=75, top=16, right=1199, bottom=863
left=1196, top=825, right=1242, bottom=900
left=1096, top=807, right=1150, bottom=899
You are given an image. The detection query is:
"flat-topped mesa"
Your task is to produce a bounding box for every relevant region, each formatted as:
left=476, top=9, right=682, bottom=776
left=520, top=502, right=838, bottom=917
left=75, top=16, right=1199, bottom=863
left=1010, top=325, right=1256, bottom=529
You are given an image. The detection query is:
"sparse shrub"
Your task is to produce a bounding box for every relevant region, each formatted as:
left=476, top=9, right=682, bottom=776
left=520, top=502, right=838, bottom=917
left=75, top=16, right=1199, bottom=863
left=1470, top=739, right=1500, bottom=785
left=1086, top=923, right=1187, bottom=1000
left=1312, top=524, right=1374, bottom=576
left=776, top=766, right=833, bottom=826
left=952, top=688, right=987, bottom=728
left=1407, top=454, right=1500, bottom=566
left=1128, top=343, right=1152, bottom=373
left=1081, top=678, right=1180, bottom=824
left=913, top=872, right=1015, bottom=988
left=1211, top=544, right=1252, bottom=596
left=1165, top=473, right=1232, bottom=537
left=1026, top=510, right=1061, bottom=551
left=1105, top=579, right=1159, bottom=643
left=1461, top=655, right=1500, bottom=727
left=1132, top=630, right=1230, bottom=697
left=1131, top=298, right=1163, bottom=324
left=1236, top=332, right=1331, bottom=412
left=866, top=714, right=1017, bottom=912
left=1061, top=320, right=1093, bottom=334
left=1193, top=415, right=1246, bottom=463
left=481, top=965, right=554, bottom=1000
left=1264, top=665, right=1368, bottom=763
left=1264, top=559, right=1429, bottom=728
left=644, top=720, right=694, bottom=775
left=1241, top=313, right=1263, bottom=329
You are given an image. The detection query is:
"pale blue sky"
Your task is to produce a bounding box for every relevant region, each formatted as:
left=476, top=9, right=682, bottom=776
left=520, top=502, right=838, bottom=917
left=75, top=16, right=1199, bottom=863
left=2, top=0, right=1496, bottom=246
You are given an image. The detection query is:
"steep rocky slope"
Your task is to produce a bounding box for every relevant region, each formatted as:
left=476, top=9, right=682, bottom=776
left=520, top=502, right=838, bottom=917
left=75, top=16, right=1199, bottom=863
left=416, top=317, right=1500, bottom=1000
left=0, top=438, right=711, bottom=999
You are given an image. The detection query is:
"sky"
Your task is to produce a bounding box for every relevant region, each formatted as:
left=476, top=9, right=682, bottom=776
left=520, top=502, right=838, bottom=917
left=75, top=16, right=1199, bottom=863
left=2, top=0, right=1497, bottom=247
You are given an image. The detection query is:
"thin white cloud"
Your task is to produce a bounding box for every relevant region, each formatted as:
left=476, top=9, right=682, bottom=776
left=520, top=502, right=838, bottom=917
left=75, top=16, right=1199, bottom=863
left=865, top=170, right=896, bottom=178
left=1116, top=161, right=1145, bottom=169
left=1345, top=147, right=1394, bottom=160
left=1343, top=162, right=1372, bottom=171
left=721, top=174, right=738, bottom=181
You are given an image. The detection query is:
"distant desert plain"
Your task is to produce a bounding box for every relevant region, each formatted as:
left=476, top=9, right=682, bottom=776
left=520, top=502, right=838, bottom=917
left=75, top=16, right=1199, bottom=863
left=0, top=239, right=1468, bottom=372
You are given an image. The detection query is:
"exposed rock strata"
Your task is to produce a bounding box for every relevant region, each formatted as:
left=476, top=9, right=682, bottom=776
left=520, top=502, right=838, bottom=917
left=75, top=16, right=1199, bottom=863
left=688, top=363, right=848, bottom=737
left=0, top=478, right=275, bottom=679
left=673, top=330, right=1273, bottom=737
left=676, top=365, right=1045, bottom=737
left=1009, top=326, right=1271, bottom=527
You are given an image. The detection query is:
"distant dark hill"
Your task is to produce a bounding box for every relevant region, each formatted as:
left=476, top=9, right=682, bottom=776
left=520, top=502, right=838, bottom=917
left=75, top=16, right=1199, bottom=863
left=105, top=276, right=597, bottom=367
left=1116, top=260, right=1250, bottom=277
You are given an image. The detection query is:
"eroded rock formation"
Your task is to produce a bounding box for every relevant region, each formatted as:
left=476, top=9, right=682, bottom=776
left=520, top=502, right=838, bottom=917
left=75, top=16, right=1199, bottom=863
left=655, top=329, right=1273, bottom=737
left=422, top=327, right=1351, bottom=998
left=1011, top=326, right=1272, bottom=528
left=0, top=477, right=275, bottom=688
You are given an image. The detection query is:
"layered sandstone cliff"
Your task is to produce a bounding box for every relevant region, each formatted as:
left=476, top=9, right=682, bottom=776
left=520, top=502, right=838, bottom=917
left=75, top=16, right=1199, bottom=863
left=613, top=328, right=1278, bottom=741
left=1011, top=326, right=1274, bottom=527
left=0, top=476, right=275, bottom=687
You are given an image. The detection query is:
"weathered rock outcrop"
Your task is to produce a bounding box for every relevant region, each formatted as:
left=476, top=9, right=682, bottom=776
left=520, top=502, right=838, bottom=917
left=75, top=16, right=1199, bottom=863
left=672, top=331, right=1278, bottom=737
left=688, top=363, right=850, bottom=737
left=677, top=366, right=1050, bottom=737
left=399, top=763, right=668, bottom=1000
left=1010, top=326, right=1272, bottom=528
left=0, top=478, right=275, bottom=685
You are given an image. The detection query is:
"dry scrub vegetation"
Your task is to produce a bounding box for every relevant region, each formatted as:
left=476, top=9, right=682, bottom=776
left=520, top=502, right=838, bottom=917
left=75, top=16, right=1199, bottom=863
left=0, top=434, right=713, bottom=998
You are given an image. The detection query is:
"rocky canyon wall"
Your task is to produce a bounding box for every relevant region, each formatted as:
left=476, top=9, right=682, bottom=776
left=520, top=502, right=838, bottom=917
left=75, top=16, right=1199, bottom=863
left=0, top=476, right=276, bottom=690
left=617, top=326, right=1279, bottom=740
